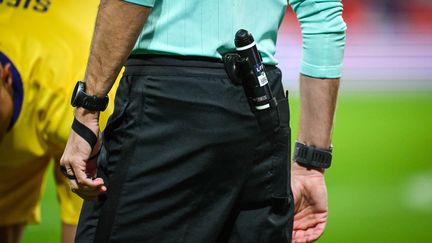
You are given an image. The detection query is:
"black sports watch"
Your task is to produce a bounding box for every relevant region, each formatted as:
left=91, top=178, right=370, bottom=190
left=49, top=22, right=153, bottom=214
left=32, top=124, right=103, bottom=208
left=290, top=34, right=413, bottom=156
left=293, top=141, right=333, bottom=169
left=71, top=81, right=109, bottom=111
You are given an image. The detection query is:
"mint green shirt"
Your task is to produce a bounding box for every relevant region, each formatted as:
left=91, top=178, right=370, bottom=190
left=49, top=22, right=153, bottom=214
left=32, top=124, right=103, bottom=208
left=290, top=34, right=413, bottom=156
left=125, top=0, right=346, bottom=78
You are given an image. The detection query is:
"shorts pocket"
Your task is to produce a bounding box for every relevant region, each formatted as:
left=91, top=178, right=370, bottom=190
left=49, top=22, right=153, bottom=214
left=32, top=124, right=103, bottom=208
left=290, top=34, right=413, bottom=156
left=253, top=103, right=280, bottom=134
left=270, top=129, right=290, bottom=199
left=277, top=94, right=290, bottom=130
left=98, top=83, right=131, bottom=179
left=102, top=75, right=133, bottom=141
left=102, top=101, right=129, bottom=141
left=271, top=194, right=291, bottom=216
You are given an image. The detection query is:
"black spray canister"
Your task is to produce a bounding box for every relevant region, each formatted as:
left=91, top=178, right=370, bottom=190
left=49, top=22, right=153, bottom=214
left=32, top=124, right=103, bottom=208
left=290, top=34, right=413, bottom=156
left=234, top=29, right=276, bottom=111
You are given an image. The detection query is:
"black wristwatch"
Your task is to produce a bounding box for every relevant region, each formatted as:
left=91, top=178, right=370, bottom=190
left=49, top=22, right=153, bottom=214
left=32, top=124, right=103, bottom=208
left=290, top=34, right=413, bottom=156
left=293, top=141, right=333, bottom=169
left=71, top=81, right=109, bottom=111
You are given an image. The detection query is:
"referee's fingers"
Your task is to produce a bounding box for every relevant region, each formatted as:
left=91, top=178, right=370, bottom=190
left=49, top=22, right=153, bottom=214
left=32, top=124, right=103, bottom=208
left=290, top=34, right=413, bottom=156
left=69, top=179, right=104, bottom=201
left=69, top=158, right=102, bottom=189
left=69, top=178, right=79, bottom=191
left=68, top=176, right=97, bottom=192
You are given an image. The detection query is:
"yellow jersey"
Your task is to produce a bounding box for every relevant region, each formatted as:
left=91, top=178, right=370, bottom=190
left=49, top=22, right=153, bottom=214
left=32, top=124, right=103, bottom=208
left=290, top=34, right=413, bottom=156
left=0, top=0, right=117, bottom=166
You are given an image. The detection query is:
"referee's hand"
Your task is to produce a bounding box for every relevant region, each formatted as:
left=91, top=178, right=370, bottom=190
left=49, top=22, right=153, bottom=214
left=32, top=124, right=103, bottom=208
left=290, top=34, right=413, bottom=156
left=291, top=162, right=328, bottom=243
left=60, top=108, right=106, bottom=201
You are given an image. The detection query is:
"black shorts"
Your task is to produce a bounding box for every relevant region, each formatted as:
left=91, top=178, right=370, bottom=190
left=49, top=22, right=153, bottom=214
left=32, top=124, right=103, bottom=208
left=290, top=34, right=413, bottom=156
left=76, top=55, right=294, bottom=243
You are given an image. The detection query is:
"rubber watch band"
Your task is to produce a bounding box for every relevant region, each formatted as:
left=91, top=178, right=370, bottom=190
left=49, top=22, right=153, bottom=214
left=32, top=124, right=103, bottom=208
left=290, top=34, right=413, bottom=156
left=72, top=118, right=98, bottom=149
left=293, top=141, right=332, bottom=169
left=71, top=81, right=109, bottom=111
left=59, top=165, right=77, bottom=180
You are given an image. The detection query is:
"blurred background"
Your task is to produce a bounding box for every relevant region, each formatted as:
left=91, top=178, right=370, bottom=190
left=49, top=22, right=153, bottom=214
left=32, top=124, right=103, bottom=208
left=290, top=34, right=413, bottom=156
left=22, top=0, right=432, bottom=242
left=278, top=0, right=432, bottom=91
left=278, top=0, right=432, bottom=242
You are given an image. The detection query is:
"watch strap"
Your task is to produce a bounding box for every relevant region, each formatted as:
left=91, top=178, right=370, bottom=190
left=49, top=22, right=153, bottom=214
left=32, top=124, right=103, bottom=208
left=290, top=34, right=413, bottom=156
left=72, top=81, right=109, bottom=111
left=81, top=95, right=109, bottom=112
left=293, top=141, right=332, bottom=169
left=59, top=165, right=77, bottom=180
left=72, top=117, right=98, bottom=149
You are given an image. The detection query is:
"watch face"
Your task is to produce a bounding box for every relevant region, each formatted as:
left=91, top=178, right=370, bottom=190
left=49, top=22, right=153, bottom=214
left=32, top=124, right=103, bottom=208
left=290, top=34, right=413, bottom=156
left=71, top=81, right=85, bottom=106
left=70, top=81, right=109, bottom=111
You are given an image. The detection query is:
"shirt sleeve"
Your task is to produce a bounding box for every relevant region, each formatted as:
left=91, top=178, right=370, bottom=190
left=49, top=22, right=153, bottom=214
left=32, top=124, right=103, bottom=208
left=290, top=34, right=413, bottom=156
left=123, top=0, right=155, bottom=7
left=289, top=0, right=347, bottom=78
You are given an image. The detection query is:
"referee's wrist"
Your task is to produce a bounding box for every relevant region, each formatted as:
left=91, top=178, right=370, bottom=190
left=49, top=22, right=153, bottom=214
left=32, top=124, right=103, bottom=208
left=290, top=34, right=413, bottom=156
left=292, top=161, right=325, bottom=175
left=296, top=137, right=332, bottom=151
left=75, top=107, right=100, bottom=124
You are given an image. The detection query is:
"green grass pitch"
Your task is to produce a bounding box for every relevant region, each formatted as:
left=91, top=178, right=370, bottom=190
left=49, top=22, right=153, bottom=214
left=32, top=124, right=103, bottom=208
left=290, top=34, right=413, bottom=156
left=21, top=91, right=432, bottom=243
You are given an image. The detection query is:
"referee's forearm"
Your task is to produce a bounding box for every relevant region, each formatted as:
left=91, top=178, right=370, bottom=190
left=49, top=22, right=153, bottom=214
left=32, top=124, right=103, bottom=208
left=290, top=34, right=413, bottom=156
left=297, top=75, right=340, bottom=149
left=84, top=0, right=151, bottom=97
left=290, top=0, right=345, bottom=149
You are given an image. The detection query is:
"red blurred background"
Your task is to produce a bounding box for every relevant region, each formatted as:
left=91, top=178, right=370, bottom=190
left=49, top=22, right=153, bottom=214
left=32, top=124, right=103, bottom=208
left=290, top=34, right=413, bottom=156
left=276, top=0, right=432, bottom=90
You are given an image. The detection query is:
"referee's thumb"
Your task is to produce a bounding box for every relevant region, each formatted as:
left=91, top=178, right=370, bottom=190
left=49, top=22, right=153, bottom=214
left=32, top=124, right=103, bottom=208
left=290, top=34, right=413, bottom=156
left=93, top=177, right=107, bottom=192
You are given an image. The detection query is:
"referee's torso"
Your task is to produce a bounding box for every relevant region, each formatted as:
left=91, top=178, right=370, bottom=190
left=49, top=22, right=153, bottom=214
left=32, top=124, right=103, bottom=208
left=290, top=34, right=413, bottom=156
left=126, top=0, right=288, bottom=65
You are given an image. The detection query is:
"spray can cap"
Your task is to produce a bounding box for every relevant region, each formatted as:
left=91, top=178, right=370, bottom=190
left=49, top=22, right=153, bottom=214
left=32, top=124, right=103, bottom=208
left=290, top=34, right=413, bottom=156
left=235, top=29, right=254, bottom=48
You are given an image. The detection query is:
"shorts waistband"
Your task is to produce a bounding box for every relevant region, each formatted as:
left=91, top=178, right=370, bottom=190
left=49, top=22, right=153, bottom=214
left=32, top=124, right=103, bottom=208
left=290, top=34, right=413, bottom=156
left=124, top=54, right=277, bottom=77
left=125, top=55, right=227, bottom=77
left=127, top=54, right=225, bottom=67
